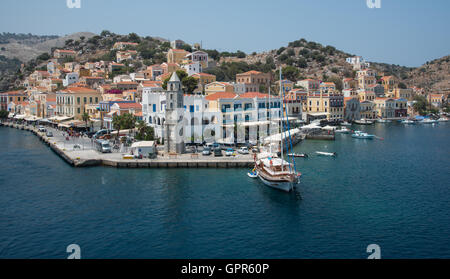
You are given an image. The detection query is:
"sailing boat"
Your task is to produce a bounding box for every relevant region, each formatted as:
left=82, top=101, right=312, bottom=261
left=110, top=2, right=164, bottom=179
left=254, top=68, right=301, bottom=192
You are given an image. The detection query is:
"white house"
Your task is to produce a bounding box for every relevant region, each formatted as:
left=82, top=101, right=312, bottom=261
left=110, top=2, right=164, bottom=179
left=181, top=62, right=202, bottom=76
left=62, top=72, right=79, bottom=87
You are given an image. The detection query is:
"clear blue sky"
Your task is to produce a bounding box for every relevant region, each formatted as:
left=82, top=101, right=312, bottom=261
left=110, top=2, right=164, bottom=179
left=1, top=0, right=449, bottom=67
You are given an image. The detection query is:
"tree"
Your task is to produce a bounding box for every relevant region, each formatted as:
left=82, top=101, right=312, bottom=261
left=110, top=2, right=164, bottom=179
left=183, top=76, right=199, bottom=94
left=181, top=44, right=192, bottom=52
left=37, top=52, right=50, bottom=61
left=0, top=109, right=9, bottom=120
left=413, top=95, right=428, bottom=115
left=398, top=82, right=407, bottom=89
left=276, top=66, right=299, bottom=81
left=128, top=33, right=141, bottom=43
left=100, top=30, right=112, bottom=37
left=326, top=76, right=343, bottom=91
left=81, top=112, right=90, bottom=130
left=135, top=120, right=155, bottom=141
left=162, top=70, right=188, bottom=90
left=112, top=113, right=136, bottom=136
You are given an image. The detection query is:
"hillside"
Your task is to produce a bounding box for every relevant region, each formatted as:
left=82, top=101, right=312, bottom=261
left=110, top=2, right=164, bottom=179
left=1, top=32, right=448, bottom=95
left=403, top=56, right=450, bottom=94
left=0, top=32, right=96, bottom=62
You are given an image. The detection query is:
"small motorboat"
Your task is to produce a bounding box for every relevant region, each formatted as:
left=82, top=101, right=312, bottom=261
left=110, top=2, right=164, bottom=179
left=421, top=119, right=438, bottom=124
left=376, top=119, right=392, bottom=123
left=247, top=170, right=258, bottom=178
left=401, top=119, right=415, bottom=124
left=352, top=130, right=375, bottom=139
left=335, top=127, right=351, bottom=134
left=437, top=118, right=448, bottom=122
left=341, top=121, right=352, bottom=126
left=288, top=153, right=309, bottom=158
left=354, top=119, right=375, bottom=125
left=316, top=151, right=337, bottom=157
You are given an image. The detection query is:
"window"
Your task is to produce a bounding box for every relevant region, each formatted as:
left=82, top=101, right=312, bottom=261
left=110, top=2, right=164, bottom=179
left=153, top=104, right=156, bottom=112
left=77, top=97, right=80, bottom=104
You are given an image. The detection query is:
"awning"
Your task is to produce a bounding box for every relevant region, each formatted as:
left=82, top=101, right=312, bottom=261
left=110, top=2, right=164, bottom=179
left=58, top=123, right=71, bottom=128
left=300, top=124, right=321, bottom=129
left=25, top=116, right=42, bottom=121
left=322, top=125, right=337, bottom=131
left=240, top=121, right=271, bottom=127
left=13, top=114, right=27, bottom=119
left=55, top=116, right=74, bottom=122
left=263, top=128, right=300, bottom=143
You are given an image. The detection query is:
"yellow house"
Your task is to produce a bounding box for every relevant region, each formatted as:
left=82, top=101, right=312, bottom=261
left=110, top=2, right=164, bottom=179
left=391, top=88, right=413, bottom=100
left=307, top=83, right=344, bottom=122
left=381, top=76, right=398, bottom=95
left=205, top=82, right=235, bottom=96
left=360, top=101, right=376, bottom=119
left=192, top=73, right=216, bottom=94
left=374, top=97, right=396, bottom=119
left=56, top=87, right=102, bottom=120
left=167, top=49, right=190, bottom=65
left=358, top=90, right=376, bottom=102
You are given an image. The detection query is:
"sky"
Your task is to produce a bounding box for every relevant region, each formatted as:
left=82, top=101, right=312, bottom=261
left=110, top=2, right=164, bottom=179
left=0, top=0, right=449, bottom=67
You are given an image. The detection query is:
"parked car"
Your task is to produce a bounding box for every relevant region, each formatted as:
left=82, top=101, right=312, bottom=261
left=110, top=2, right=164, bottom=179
left=38, top=126, right=47, bottom=133
left=93, top=129, right=112, bottom=139
left=214, top=148, right=223, bottom=157
left=46, top=131, right=53, bottom=137
left=225, top=148, right=234, bottom=156
left=85, top=131, right=96, bottom=138
left=202, top=147, right=211, bottom=156
left=238, top=147, right=249, bottom=154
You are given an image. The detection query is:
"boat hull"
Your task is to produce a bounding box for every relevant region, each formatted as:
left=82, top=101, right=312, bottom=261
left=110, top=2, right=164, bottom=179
left=257, top=174, right=296, bottom=192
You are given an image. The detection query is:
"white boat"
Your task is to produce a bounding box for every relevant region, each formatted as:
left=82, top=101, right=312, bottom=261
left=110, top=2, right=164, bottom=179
left=437, top=118, right=448, bottom=122
left=287, top=153, right=309, bottom=158
left=335, top=127, right=351, bottom=134
left=255, top=68, right=301, bottom=192
left=354, top=119, right=375, bottom=125
left=376, top=119, right=392, bottom=123
left=247, top=171, right=258, bottom=178
left=421, top=119, right=438, bottom=124
left=255, top=153, right=300, bottom=192
left=316, top=151, right=337, bottom=157
left=401, top=119, right=415, bottom=124
left=352, top=130, right=375, bottom=139
left=341, top=122, right=352, bottom=126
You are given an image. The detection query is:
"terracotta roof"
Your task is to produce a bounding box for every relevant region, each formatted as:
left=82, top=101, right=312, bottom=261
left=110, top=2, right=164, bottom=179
left=205, top=92, right=237, bottom=101
left=237, top=70, right=263, bottom=75
left=55, top=49, right=76, bottom=54
left=62, top=87, right=98, bottom=94
left=192, top=73, right=215, bottom=77
left=240, top=92, right=270, bottom=99
left=115, top=102, right=142, bottom=109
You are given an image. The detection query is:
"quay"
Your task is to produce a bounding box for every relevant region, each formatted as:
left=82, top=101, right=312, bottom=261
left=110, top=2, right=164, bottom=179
left=1, top=122, right=254, bottom=169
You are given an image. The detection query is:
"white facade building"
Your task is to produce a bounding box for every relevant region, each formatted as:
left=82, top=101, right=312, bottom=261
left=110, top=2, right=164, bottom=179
left=181, top=62, right=202, bottom=76
left=62, top=72, right=79, bottom=87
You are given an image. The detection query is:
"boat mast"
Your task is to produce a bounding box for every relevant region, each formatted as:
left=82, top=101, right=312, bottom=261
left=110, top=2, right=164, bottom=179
left=269, top=87, right=272, bottom=154
left=279, top=67, right=284, bottom=169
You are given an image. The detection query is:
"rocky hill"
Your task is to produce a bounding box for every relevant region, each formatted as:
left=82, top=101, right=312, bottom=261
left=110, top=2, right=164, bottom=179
left=1, top=32, right=448, bottom=95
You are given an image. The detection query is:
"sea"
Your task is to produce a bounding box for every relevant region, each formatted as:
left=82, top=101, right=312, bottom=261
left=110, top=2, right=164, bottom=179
left=0, top=122, right=449, bottom=259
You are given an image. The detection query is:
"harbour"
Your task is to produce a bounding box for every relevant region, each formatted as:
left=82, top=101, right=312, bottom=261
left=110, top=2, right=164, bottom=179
left=1, top=121, right=449, bottom=258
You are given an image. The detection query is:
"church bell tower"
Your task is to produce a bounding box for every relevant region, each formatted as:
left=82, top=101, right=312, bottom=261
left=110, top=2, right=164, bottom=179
left=164, top=72, right=185, bottom=154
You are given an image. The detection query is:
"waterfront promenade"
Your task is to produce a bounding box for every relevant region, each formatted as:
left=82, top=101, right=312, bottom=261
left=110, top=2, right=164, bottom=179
left=1, top=122, right=254, bottom=169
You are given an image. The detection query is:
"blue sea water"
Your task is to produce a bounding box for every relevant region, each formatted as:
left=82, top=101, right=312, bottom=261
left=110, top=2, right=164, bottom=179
left=0, top=123, right=449, bottom=259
